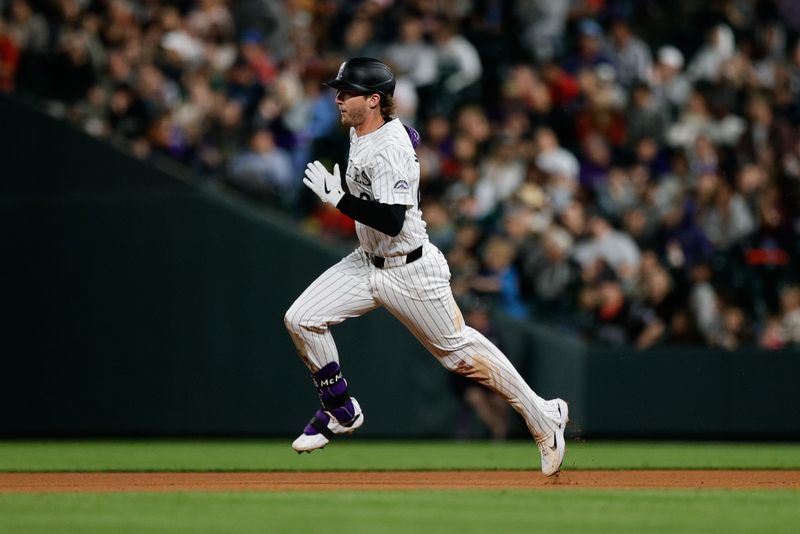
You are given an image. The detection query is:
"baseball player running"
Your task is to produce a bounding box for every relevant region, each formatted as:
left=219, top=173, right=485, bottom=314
left=285, top=57, right=569, bottom=476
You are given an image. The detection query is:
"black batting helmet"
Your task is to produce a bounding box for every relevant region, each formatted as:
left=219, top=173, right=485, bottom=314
left=324, top=57, right=396, bottom=97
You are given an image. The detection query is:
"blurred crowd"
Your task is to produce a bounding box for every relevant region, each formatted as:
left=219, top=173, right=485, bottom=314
left=2, top=0, right=799, bottom=351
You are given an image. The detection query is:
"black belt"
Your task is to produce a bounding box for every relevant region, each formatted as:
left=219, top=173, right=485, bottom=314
left=370, top=246, right=423, bottom=269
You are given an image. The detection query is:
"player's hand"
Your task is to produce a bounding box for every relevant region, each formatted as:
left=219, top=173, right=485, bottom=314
left=303, top=161, right=345, bottom=206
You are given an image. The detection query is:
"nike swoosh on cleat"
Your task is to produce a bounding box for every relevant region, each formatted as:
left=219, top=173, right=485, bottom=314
left=550, top=433, right=558, bottom=451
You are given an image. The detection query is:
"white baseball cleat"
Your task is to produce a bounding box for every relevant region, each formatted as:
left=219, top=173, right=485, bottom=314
left=292, top=398, right=365, bottom=453
left=537, top=398, right=569, bottom=476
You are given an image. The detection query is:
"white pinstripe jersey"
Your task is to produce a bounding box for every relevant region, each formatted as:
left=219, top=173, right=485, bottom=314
left=345, top=118, right=428, bottom=256
left=288, top=124, right=563, bottom=448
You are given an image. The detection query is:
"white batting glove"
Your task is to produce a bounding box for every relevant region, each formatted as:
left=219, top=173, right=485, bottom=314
left=303, top=161, right=345, bottom=206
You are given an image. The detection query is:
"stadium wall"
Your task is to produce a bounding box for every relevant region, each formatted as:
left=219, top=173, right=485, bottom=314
left=2, top=95, right=798, bottom=438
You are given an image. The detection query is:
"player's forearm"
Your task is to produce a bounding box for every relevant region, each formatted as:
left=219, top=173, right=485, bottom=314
left=336, top=194, right=406, bottom=237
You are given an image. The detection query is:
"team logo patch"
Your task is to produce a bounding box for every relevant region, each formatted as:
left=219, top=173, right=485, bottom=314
left=394, top=180, right=410, bottom=191
left=354, top=170, right=371, bottom=186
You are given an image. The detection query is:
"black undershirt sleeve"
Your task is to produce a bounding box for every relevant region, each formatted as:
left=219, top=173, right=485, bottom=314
left=336, top=194, right=407, bottom=237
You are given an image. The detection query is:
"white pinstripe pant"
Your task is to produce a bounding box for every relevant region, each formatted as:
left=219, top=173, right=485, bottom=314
left=284, top=242, right=560, bottom=438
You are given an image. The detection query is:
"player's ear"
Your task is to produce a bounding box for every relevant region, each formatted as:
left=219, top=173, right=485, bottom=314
left=368, top=93, right=380, bottom=109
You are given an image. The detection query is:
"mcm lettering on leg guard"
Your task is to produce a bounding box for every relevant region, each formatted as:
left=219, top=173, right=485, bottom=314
left=285, top=57, right=569, bottom=476
left=291, top=362, right=364, bottom=453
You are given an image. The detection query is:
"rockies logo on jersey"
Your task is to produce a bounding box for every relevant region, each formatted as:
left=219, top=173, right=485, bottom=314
left=353, top=170, right=371, bottom=186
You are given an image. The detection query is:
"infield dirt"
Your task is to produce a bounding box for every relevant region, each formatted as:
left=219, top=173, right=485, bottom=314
left=1, top=471, right=798, bottom=492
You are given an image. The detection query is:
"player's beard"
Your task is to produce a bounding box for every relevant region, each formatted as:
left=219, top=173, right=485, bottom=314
left=340, top=106, right=365, bottom=128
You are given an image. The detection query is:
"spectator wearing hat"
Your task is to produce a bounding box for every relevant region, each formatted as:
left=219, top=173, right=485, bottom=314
left=563, top=18, right=613, bottom=75
left=650, top=45, right=692, bottom=114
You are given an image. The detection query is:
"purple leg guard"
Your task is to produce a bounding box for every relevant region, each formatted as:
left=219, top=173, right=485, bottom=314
left=303, top=409, right=332, bottom=437
left=303, top=362, right=357, bottom=436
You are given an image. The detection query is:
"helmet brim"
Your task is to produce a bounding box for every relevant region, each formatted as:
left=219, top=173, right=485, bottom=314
left=324, top=78, right=384, bottom=95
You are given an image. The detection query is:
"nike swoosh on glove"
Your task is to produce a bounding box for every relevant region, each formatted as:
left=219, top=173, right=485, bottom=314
left=303, top=161, right=345, bottom=206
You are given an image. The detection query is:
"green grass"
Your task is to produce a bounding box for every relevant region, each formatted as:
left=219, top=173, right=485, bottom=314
left=2, top=441, right=798, bottom=533
left=1, top=440, right=800, bottom=472
left=0, top=490, right=798, bottom=534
